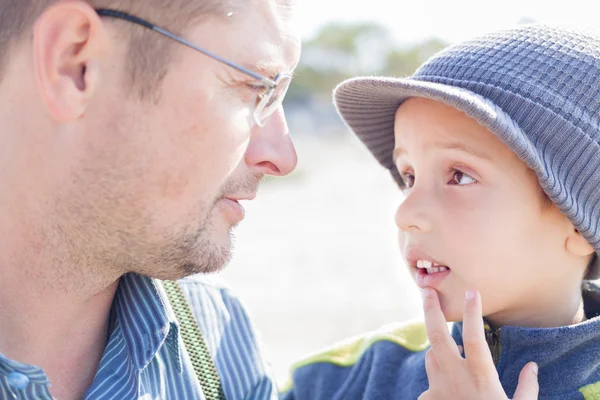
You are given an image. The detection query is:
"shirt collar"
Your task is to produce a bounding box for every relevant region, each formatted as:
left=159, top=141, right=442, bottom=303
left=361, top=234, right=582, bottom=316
left=0, top=352, right=49, bottom=385
left=112, top=273, right=183, bottom=372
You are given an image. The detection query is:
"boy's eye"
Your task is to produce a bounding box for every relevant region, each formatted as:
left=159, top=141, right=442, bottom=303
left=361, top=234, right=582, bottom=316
left=399, top=169, right=477, bottom=188
left=400, top=172, right=415, bottom=188
left=449, top=169, right=477, bottom=185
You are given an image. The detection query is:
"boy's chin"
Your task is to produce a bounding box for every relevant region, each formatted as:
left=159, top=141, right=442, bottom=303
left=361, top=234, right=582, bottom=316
left=438, top=296, right=490, bottom=324
left=438, top=297, right=464, bottom=323
left=442, top=312, right=463, bottom=323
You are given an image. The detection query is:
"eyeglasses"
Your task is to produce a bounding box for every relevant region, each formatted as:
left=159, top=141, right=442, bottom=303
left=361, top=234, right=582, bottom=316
left=95, top=9, right=292, bottom=127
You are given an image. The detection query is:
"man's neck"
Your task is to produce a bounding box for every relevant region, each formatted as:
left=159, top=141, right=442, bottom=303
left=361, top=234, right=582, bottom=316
left=0, top=259, right=120, bottom=400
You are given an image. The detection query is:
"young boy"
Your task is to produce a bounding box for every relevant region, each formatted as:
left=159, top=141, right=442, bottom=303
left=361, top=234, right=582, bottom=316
left=281, top=24, right=600, bottom=399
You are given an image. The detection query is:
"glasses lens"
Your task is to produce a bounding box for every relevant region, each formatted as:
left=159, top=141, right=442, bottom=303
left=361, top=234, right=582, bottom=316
left=255, top=75, right=292, bottom=126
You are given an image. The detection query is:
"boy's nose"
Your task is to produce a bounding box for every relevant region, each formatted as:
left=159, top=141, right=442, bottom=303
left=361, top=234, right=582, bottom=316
left=395, top=188, right=434, bottom=233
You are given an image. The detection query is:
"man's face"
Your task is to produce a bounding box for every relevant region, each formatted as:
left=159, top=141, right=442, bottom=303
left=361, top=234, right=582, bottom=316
left=55, top=1, right=301, bottom=279
left=393, top=98, right=584, bottom=327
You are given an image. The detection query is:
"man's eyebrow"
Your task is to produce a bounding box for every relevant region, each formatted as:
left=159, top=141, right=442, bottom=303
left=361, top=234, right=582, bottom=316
left=241, top=61, right=294, bottom=80
left=393, top=141, right=492, bottom=161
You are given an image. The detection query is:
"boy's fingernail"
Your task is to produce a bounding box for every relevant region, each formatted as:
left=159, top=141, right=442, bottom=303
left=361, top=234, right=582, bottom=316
left=421, top=288, right=431, bottom=299
left=532, top=363, right=538, bottom=375
left=465, top=289, right=475, bottom=301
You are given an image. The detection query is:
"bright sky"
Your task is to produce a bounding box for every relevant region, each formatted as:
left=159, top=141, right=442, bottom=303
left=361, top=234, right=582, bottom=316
left=294, top=0, right=599, bottom=44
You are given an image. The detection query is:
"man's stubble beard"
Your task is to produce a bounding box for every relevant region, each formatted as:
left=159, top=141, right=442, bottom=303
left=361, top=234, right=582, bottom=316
left=121, top=198, right=236, bottom=281
left=47, top=192, right=235, bottom=289
left=167, top=203, right=236, bottom=278
left=148, top=175, right=262, bottom=278
left=51, top=169, right=260, bottom=287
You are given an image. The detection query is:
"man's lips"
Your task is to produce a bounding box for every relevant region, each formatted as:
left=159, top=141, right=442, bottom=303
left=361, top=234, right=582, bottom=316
left=223, top=193, right=256, bottom=202
left=218, top=193, right=256, bottom=224
left=219, top=198, right=245, bottom=224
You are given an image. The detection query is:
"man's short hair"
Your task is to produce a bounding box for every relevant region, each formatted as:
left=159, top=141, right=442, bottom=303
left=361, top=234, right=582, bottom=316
left=0, top=0, right=240, bottom=100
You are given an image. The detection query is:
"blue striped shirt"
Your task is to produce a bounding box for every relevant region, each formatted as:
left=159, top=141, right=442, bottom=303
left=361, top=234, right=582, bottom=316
left=0, top=273, right=278, bottom=399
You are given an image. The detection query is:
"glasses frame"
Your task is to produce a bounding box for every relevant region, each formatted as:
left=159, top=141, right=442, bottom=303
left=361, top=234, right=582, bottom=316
left=95, top=9, right=291, bottom=127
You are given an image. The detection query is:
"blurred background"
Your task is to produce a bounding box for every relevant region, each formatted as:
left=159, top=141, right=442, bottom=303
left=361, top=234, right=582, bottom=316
left=216, top=0, right=598, bottom=384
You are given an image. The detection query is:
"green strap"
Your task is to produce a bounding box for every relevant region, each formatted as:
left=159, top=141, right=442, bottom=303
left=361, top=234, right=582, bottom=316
left=162, top=280, right=226, bottom=400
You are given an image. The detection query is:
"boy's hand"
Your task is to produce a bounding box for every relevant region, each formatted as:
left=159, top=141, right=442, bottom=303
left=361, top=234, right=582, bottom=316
left=418, top=288, right=539, bottom=400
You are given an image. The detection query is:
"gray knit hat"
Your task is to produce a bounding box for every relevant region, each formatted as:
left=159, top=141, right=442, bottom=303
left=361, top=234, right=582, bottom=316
left=333, top=24, right=600, bottom=279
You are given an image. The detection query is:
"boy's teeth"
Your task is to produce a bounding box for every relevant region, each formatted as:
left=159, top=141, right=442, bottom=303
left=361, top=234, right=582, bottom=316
left=416, top=259, right=450, bottom=273
left=425, top=266, right=449, bottom=274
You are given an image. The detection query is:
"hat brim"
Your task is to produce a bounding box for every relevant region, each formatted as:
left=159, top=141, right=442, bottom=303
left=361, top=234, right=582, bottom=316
left=333, top=76, right=541, bottom=187
left=333, top=76, right=600, bottom=280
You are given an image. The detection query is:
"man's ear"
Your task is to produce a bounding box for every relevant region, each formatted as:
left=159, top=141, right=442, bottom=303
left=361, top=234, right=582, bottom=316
left=565, top=226, right=595, bottom=258
left=33, top=1, right=106, bottom=122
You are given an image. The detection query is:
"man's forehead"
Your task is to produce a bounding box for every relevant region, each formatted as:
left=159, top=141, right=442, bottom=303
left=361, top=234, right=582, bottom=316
left=187, top=0, right=300, bottom=78
left=242, top=10, right=301, bottom=76
left=264, top=0, right=302, bottom=67
left=227, top=0, right=300, bottom=36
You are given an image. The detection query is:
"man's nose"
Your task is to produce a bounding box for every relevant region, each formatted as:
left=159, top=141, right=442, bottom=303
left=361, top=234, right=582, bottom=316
left=245, top=107, right=298, bottom=176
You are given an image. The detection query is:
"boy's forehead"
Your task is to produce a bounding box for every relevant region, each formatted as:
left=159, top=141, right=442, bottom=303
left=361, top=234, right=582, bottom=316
left=393, top=98, right=516, bottom=161
left=394, top=98, right=485, bottom=142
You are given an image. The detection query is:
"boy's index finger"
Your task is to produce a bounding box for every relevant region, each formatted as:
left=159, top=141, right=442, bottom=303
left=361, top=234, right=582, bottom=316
left=421, top=288, right=461, bottom=369
left=462, top=289, right=495, bottom=373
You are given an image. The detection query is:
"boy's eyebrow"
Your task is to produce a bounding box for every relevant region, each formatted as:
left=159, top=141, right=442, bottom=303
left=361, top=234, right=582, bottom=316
left=393, top=142, right=492, bottom=161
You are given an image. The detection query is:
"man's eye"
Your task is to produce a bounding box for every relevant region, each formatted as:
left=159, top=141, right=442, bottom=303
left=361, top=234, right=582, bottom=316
left=247, top=83, right=269, bottom=98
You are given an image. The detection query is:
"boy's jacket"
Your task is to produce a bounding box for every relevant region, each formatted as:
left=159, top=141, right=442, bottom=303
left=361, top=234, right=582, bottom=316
left=282, top=282, right=600, bottom=400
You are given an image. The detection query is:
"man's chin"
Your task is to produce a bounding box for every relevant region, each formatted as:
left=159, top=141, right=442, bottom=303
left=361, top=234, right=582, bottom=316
left=179, top=262, right=225, bottom=277
left=185, top=233, right=234, bottom=276
left=162, top=207, right=238, bottom=278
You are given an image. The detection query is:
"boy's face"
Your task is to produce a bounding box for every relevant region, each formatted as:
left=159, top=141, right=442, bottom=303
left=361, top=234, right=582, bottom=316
left=393, top=98, right=587, bottom=327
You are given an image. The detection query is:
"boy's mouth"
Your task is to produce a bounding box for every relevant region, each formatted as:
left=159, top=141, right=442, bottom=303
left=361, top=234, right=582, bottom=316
left=414, top=261, right=451, bottom=289
left=404, top=247, right=452, bottom=289
left=416, top=259, right=449, bottom=275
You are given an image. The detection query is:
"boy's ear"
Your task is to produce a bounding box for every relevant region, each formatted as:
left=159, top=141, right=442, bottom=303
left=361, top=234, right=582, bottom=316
left=565, top=227, right=595, bottom=258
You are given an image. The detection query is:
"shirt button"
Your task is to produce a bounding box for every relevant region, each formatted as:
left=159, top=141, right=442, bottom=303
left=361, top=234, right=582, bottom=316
left=7, top=371, right=30, bottom=389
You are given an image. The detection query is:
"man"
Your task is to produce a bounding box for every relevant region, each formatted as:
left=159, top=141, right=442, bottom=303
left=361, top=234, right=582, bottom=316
left=0, top=0, right=300, bottom=399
